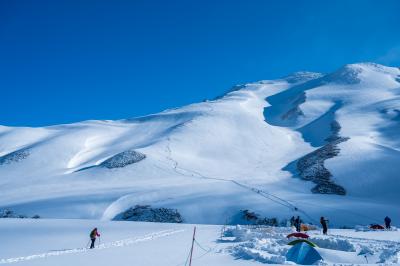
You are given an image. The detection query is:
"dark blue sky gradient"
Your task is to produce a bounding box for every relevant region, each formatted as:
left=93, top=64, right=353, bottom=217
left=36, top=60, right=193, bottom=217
left=1, top=0, right=400, bottom=126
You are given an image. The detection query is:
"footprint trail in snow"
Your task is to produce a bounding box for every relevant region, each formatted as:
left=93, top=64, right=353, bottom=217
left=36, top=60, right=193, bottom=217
left=0, top=229, right=184, bottom=264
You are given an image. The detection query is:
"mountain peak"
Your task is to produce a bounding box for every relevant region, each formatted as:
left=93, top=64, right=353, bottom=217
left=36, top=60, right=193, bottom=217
left=322, top=62, right=400, bottom=85
left=343, top=62, right=398, bottom=72
left=283, top=71, right=323, bottom=84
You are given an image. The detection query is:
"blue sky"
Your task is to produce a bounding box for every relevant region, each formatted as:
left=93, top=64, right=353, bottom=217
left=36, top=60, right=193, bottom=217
left=1, top=0, right=400, bottom=126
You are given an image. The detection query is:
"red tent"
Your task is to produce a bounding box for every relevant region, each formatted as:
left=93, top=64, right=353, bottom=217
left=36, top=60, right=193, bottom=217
left=370, top=224, right=384, bottom=230
left=287, top=232, right=309, bottom=239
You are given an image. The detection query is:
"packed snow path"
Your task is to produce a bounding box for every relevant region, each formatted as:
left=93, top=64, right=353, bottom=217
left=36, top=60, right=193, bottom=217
left=0, top=229, right=184, bottom=264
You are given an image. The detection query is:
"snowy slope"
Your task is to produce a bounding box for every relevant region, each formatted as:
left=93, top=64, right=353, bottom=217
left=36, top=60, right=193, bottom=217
left=1, top=63, right=400, bottom=226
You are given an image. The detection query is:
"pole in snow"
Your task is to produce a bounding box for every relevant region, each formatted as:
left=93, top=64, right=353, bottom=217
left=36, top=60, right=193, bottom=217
left=86, top=239, right=91, bottom=248
left=189, top=226, right=196, bottom=266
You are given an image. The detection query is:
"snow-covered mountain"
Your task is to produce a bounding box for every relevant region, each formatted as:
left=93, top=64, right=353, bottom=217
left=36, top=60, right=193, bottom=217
left=1, top=62, right=400, bottom=226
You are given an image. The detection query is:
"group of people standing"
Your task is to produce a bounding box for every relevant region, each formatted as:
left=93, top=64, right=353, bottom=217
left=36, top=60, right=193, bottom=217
left=290, top=216, right=329, bottom=234
left=290, top=216, right=303, bottom=232
left=289, top=215, right=393, bottom=235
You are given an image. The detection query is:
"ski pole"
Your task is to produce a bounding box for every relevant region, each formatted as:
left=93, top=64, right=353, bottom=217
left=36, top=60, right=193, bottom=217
left=86, top=239, right=91, bottom=248
left=189, top=227, right=196, bottom=266
left=98, top=236, right=101, bottom=248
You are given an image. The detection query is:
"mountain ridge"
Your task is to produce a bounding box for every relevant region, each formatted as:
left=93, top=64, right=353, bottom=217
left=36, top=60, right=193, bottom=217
left=0, top=62, right=399, bottom=226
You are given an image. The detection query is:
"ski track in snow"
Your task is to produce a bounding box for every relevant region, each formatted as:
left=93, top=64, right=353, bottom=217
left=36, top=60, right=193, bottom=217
left=163, top=138, right=318, bottom=223
left=0, top=229, right=184, bottom=264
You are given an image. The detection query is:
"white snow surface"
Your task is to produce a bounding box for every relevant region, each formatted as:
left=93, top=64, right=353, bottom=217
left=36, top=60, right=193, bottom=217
left=1, top=63, right=400, bottom=227
left=1, top=219, right=400, bottom=266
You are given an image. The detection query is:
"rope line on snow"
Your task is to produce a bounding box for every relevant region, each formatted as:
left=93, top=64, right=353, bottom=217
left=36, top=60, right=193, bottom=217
left=194, top=239, right=211, bottom=252
left=176, top=227, right=217, bottom=266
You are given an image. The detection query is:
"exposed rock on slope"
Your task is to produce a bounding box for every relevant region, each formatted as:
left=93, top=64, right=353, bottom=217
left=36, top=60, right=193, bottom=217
left=297, top=137, right=348, bottom=195
left=235, top=209, right=279, bottom=226
left=75, top=150, right=146, bottom=172
left=113, top=205, right=183, bottom=223
left=0, top=149, right=30, bottom=165
left=296, top=121, right=348, bottom=195
left=0, top=208, right=40, bottom=219
left=100, top=150, right=146, bottom=169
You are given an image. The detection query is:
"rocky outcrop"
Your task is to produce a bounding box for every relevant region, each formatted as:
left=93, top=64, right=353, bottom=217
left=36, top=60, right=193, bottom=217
left=0, top=149, right=30, bottom=165
left=236, top=210, right=279, bottom=226
left=0, top=208, right=40, bottom=219
left=113, top=205, right=183, bottom=223
left=100, top=150, right=146, bottom=169
left=281, top=106, right=304, bottom=120
left=76, top=150, right=146, bottom=172
left=296, top=121, right=348, bottom=195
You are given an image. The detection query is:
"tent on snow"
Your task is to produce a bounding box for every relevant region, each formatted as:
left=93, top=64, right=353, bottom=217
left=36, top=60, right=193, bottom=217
left=286, top=242, right=322, bottom=265
left=287, top=232, right=309, bottom=239
left=370, top=224, right=385, bottom=230
left=301, top=224, right=317, bottom=231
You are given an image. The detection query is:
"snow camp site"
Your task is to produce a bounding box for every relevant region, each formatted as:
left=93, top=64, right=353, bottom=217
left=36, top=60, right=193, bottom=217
left=1, top=219, right=400, bottom=265
left=1, top=63, right=400, bottom=265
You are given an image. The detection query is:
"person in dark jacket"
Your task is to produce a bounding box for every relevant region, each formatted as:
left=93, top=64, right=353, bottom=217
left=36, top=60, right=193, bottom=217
left=384, top=216, right=392, bottom=229
left=294, top=216, right=302, bottom=232
left=89, top=228, right=100, bottom=249
left=290, top=216, right=295, bottom=227
left=320, top=217, right=328, bottom=235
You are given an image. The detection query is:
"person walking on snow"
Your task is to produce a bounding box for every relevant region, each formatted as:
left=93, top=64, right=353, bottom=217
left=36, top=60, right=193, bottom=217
left=384, top=216, right=392, bottom=229
left=294, top=216, right=302, bottom=232
left=320, top=216, right=329, bottom=235
left=89, top=228, right=100, bottom=249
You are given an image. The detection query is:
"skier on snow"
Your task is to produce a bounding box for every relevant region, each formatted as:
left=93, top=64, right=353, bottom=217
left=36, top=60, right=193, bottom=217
left=320, top=216, right=329, bottom=235
left=89, top=228, right=100, bottom=249
left=384, top=216, right=391, bottom=229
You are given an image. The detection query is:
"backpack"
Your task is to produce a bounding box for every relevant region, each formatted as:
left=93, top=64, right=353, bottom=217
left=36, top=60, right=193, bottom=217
left=90, top=229, right=96, bottom=238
